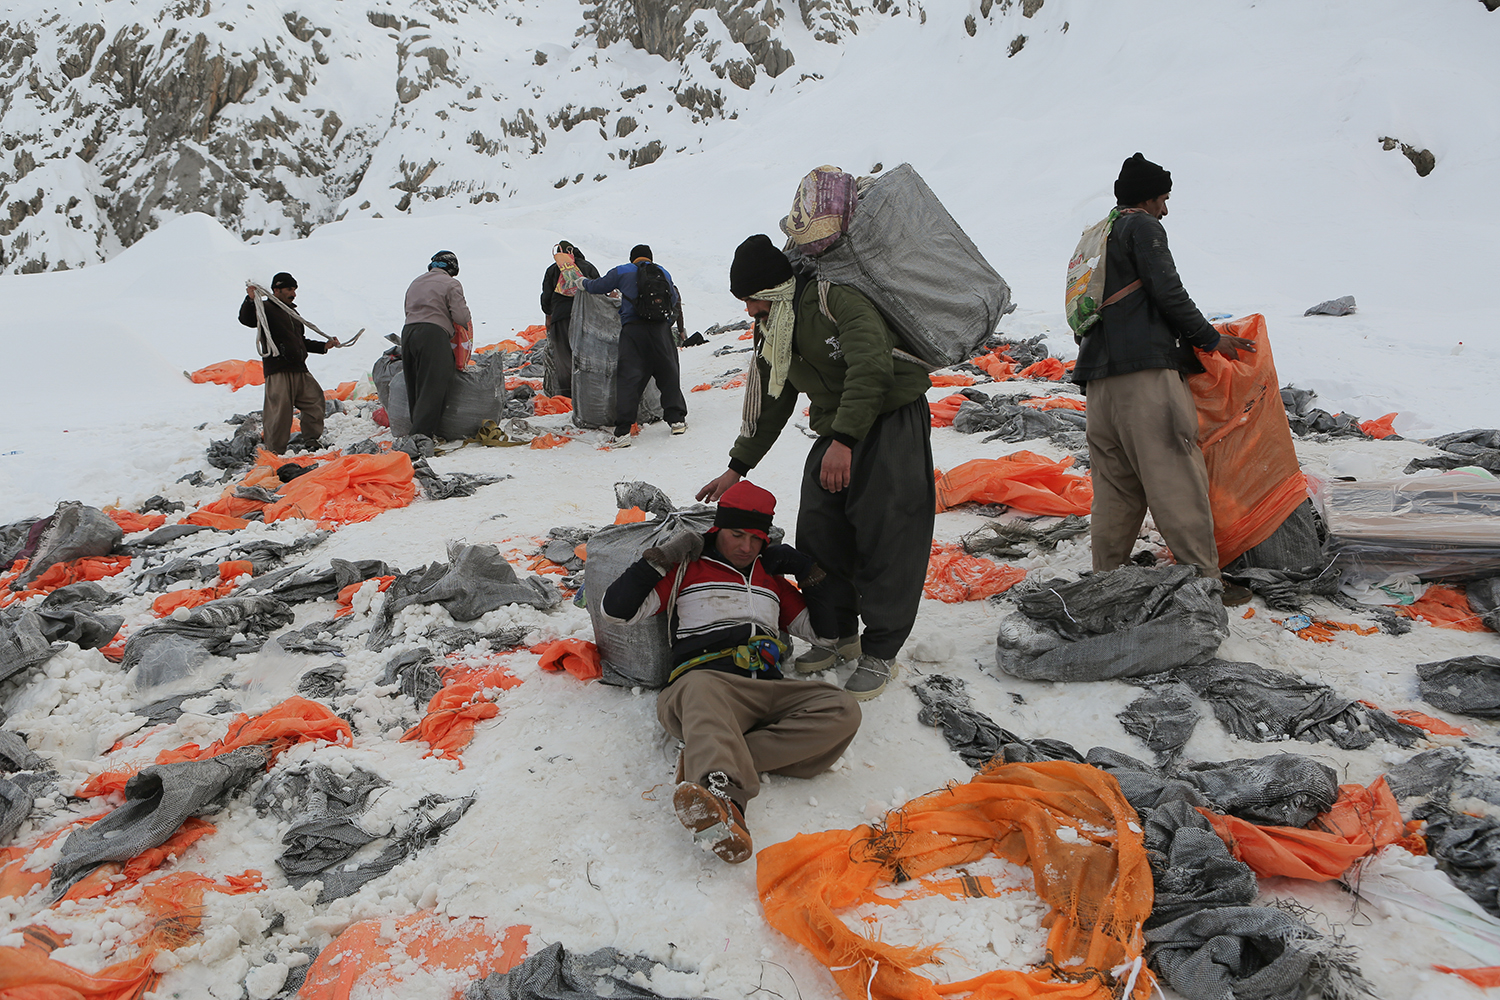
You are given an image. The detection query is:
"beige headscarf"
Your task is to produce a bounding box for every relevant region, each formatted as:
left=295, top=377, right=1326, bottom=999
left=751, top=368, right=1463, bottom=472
left=740, top=277, right=797, bottom=437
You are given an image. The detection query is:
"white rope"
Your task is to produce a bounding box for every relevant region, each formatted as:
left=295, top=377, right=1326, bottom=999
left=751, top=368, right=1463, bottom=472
left=246, top=280, right=335, bottom=360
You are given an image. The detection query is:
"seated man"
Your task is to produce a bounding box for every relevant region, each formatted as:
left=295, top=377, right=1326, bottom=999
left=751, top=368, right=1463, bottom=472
left=603, top=481, right=861, bottom=864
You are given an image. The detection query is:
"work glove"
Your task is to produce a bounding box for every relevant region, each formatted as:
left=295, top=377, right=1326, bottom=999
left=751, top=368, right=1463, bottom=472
left=761, top=544, right=826, bottom=589
left=643, top=531, right=704, bottom=575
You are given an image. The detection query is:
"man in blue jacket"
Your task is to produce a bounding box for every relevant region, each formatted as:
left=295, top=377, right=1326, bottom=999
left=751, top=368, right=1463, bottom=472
left=582, top=244, right=687, bottom=446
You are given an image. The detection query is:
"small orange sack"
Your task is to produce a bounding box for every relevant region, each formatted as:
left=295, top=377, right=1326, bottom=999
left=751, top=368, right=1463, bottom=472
left=535, top=638, right=603, bottom=681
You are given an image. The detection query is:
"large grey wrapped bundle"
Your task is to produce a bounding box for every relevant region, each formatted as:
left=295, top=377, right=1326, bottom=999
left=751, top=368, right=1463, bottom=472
left=994, top=565, right=1228, bottom=681
left=585, top=506, right=716, bottom=688
left=384, top=352, right=508, bottom=441
left=569, top=291, right=662, bottom=430
left=786, top=163, right=1012, bottom=368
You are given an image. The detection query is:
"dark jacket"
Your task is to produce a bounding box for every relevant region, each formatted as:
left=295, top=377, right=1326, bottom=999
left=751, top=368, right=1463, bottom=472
left=238, top=295, right=328, bottom=377
left=1071, top=210, right=1221, bottom=386
left=582, top=261, right=680, bottom=326
left=540, top=255, right=600, bottom=324
left=728, top=278, right=931, bottom=474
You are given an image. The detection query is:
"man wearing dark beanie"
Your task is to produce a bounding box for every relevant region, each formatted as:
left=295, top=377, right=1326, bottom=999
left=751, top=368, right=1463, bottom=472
left=699, top=234, right=935, bottom=701
left=237, top=271, right=341, bottom=453
left=1072, top=154, right=1256, bottom=601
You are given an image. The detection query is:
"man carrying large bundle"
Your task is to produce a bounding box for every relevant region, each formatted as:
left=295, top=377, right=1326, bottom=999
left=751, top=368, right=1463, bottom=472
left=697, top=235, right=935, bottom=701
left=1071, top=153, right=1255, bottom=601
left=238, top=272, right=341, bottom=453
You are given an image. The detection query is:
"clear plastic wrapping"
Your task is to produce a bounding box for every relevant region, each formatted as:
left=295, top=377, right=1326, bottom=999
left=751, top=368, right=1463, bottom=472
left=1325, top=470, right=1500, bottom=582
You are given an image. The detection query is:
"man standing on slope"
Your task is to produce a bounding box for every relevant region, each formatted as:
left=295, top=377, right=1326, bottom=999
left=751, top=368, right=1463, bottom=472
left=238, top=272, right=340, bottom=454
left=697, top=235, right=935, bottom=701
left=603, top=481, right=859, bottom=864
left=1072, top=153, right=1255, bottom=602
left=581, top=244, right=687, bottom=446
left=402, top=250, right=472, bottom=440
left=540, top=240, right=599, bottom=398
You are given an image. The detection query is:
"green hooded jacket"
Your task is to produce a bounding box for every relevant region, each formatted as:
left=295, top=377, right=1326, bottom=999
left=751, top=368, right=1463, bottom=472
left=728, top=280, right=932, bottom=473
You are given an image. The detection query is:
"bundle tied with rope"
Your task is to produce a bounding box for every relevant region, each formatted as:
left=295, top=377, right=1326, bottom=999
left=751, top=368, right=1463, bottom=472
left=246, top=280, right=337, bottom=360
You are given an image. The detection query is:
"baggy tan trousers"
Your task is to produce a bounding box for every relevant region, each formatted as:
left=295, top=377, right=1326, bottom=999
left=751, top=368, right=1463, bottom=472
left=657, top=670, right=860, bottom=812
left=262, top=371, right=326, bottom=454
left=1085, top=366, right=1221, bottom=579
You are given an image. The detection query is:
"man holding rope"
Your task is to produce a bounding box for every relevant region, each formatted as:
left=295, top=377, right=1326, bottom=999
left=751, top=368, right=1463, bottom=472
left=238, top=272, right=341, bottom=453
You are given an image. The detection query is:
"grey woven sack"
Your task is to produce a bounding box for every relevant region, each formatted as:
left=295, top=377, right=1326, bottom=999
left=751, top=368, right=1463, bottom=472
left=386, top=372, right=414, bottom=437
left=372, top=350, right=401, bottom=413
left=385, top=353, right=507, bottom=441
left=786, top=163, right=1012, bottom=368
left=569, top=292, right=662, bottom=430
left=585, top=506, right=716, bottom=688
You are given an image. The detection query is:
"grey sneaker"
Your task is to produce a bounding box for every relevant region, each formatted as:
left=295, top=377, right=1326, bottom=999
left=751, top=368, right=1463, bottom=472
left=610, top=433, right=633, bottom=449
left=673, top=771, right=752, bottom=864
left=794, top=635, right=861, bottom=674
left=845, top=654, right=898, bottom=701
left=669, top=422, right=687, bottom=435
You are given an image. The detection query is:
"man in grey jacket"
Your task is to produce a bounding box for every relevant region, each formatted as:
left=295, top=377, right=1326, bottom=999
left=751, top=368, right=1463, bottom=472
left=402, top=250, right=472, bottom=439
left=1071, top=154, right=1255, bottom=597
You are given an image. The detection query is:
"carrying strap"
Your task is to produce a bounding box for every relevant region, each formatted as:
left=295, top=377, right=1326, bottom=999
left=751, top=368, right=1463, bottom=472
left=246, top=281, right=335, bottom=360
left=816, top=280, right=937, bottom=373
left=1101, top=278, right=1142, bottom=308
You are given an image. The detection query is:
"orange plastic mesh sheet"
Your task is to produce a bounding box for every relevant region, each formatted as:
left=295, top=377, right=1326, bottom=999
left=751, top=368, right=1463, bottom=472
left=535, top=638, right=603, bottom=680
left=934, top=452, right=1093, bottom=517
left=532, top=394, right=573, bottom=415
left=150, top=562, right=253, bottom=617
left=1188, top=314, right=1308, bottom=567
left=1200, top=776, right=1408, bottom=881
left=1359, top=412, right=1398, bottom=439
left=1393, top=584, right=1489, bottom=632
left=756, top=761, right=1155, bottom=1000
left=187, top=359, right=264, bottom=390
left=401, top=682, right=500, bottom=763
left=298, top=912, right=529, bottom=1000
left=929, top=394, right=966, bottom=428
left=614, top=506, right=647, bottom=524
left=104, top=510, right=166, bottom=535
left=924, top=543, right=1027, bottom=603
left=969, top=351, right=1017, bottom=380
left=263, top=452, right=416, bottom=526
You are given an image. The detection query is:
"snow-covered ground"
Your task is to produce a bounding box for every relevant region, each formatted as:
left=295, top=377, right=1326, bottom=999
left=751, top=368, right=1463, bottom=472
left=2, top=2, right=1500, bottom=999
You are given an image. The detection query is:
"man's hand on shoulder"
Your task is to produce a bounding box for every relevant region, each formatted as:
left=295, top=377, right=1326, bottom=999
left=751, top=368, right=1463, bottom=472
left=643, top=531, right=703, bottom=574
left=1211, top=335, right=1257, bottom=360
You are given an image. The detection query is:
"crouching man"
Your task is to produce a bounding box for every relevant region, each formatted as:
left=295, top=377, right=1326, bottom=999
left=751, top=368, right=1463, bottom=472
left=602, top=481, right=861, bottom=864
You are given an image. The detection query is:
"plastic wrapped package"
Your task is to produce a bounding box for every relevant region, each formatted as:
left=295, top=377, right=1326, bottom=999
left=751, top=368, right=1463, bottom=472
left=1325, top=469, right=1500, bottom=583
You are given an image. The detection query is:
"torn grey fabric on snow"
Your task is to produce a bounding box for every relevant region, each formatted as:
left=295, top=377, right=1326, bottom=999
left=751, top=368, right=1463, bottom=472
left=913, top=676, right=1083, bottom=768
left=233, top=558, right=394, bottom=605
left=278, top=618, right=349, bottom=656
left=1174, top=659, right=1424, bottom=750
left=961, top=515, right=1090, bottom=560
left=1468, top=577, right=1500, bottom=633
left=1178, top=754, right=1339, bottom=828
left=307, top=793, right=474, bottom=903
left=391, top=541, right=561, bottom=621
left=1117, top=683, right=1200, bottom=760
left=993, top=565, right=1228, bottom=681
left=1280, top=387, right=1369, bottom=439
left=207, top=416, right=263, bottom=469
left=0, top=730, right=50, bottom=843
left=1418, top=655, right=1500, bottom=718
left=466, top=941, right=717, bottom=1000
left=133, top=689, right=236, bottom=726
left=1303, top=295, right=1357, bottom=317
left=296, top=663, right=346, bottom=699
left=381, top=648, right=443, bottom=705
left=122, top=596, right=295, bottom=689
left=0, top=516, right=43, bottom=570
left=411, top=457, right=505, bottom=501
left=125, top=523, right=215, bottom=549
left=0, top=612, right=59, bottom=686
left=51, top=745, right=269, bottom=890
left=542, top=527, right=592, bottom=573
left=254, top=764, right=387, bottom=885
left=10, top=502, right=123, bottom=590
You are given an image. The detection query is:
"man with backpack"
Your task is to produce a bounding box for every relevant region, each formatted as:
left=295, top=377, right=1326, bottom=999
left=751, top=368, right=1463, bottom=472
left=1071, top=154, right=1256, bottom=599
left=237, top=272, right=341, bottom=453
left=602, top=481, right=859, bottom=865
left=539, top=240, right=599, bottom=398
left=696, top=234, right=935, bottom=702
left=401, top=250, right=472, bottom=440
left=581, top=244, right=687, bottom=446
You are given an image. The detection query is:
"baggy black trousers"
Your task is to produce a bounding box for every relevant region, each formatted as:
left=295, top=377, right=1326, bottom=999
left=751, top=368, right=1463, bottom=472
left=545, top=312, right=573, bottom=398
left=614, top=319, right=687, bottom=436
left=796, top=398, right=935, bottom=660
left=400, top=322, right=455, bottom=439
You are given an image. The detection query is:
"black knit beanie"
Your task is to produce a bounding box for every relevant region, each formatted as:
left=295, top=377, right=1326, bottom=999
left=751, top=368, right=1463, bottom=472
left=729, top=234, right=794, bottom=300
left=630, top=244, right=652, bottom=261
left=1114, top=153, right=1172, bottom=205
left=270, top=272, right=297, bottom=289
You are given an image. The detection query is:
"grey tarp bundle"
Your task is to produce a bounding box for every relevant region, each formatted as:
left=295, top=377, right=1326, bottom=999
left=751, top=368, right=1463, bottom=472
left=254, top=764, right=386, bottom=887
left=387, top=352, right=510, bottom=441
left=961, top=514, right=1089, bottom=560
left=1175, top=659, right=1424, bottom=750
left=381, top=648, right=443, bottom=705
left=1394, top=747, right=1500, bottom=917
left=233, top=558, right=394, bottom=604
left=296, top=663, right=346, bottom=699
left=784, top=163, right=1013, bottom=369
left=373, top=347, right=401, bottom=413
left=0, top=729, right=49, bottom=844
left=52, top=744, right=269, bottom=890
left=411, top=456, right=504, bottom=501
left=133, top=688, right=236, bottom=725
left=585, top=505, right=718, bottom=688
left=1469, top=576, right=1500, bottom=632
left=1304, top=295, right=1357, bottom=317
left=122, top=596, right=295, bottom=690
left=1402, top=428, right=1500, bottom=476
left=280, top=618, right=349, bottom=656
left=303, top=793, right=473, bottom=903
left=389, top=541, right=561, bottom=622
left=541, top=527, right=592, bottom=573
left=1, top=582, right=124, bottom=685
left=1417, top=655, right=1500, bottom=718
left=993, top=565, right=1228, bottom=681
left=207, top=415, right=264, bottom=469
left=0, top=516, right=42, bottom=568
left=11, top=502, right=122, bottom=590
left=1117, top=683, right=1200, bottom=760
left=951, top=396, right=1088, bottom=449
left=467, top=941, right=717, bottom=1000
left=1280, top=387, right=1368, bottom=439
left=1177, top=754, right=1339, bottom=828
left=569, top=291, right=663, bottom=430
left=1223, top=500, right=1340, bottom=611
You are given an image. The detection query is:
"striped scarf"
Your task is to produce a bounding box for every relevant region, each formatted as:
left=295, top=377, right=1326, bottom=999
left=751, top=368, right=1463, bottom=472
left=740, top=278, right=797, bottom=437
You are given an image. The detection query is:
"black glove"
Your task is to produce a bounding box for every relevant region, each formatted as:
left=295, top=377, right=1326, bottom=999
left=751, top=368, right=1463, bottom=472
left=761, top=543, right=825, bottom=588
left=642, top=531, right=704, bottom=575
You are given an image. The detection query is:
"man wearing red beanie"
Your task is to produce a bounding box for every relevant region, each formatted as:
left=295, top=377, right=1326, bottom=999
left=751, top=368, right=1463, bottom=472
left=602, top=480, right=860, bottom=865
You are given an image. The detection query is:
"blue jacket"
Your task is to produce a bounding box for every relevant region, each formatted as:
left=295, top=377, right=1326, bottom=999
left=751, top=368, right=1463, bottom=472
left=582, top=261, right=680, bottom=326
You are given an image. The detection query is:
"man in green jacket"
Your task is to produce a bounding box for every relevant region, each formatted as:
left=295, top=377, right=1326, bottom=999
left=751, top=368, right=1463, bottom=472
left=697, top=234, right=934, bottom=700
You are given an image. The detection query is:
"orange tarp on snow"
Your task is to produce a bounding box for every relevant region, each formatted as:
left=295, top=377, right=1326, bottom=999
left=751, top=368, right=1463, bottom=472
left=1021, top=395, right=1087, bottom=411
left=1360, top=412, right=1398, bottom=439
left=263, top=452, right=416, bottom=526
left=182, top=510, right=251, bottom=530
left=401, top=682, right=500, bottom=762
left=1, top=556, right=131, bottom=608
left=535, top=638, right=603, bottom=680
left=324, top=381, right=357, bottom=401
left=924, top=542, right=1026, bottom=603
left=105, top=509, right=166, bottom=534
left=1190, top=314, right=1309, bottom=567
left=532, top=394, right=573, bottom=415
left=929, top=394, right=966, bottom=428
left=757, top=760, right=1155, bottom=1000
left=1394, top=584, right=1489, bottom=632
left=187, top=359, right=264, bottom=390
left=1200, top=776, right=1410, bottom=881
left=929, top=373, right=975, bottom=387
left=934, top=451, right=1093, bottom=516
left=1019, top=357, right=1073, bottom=381
left=298, top=912, right=528, bottom=1000
left=334, top=575, right=395, bottom=617
left=529, top=433, right=570, bottom=449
